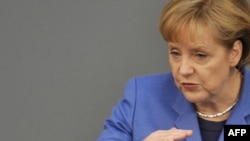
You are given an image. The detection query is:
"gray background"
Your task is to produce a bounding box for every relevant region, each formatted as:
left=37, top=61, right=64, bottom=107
left=0, top=0, right=169, bottom=140
left=1, top=0, right=250, bottom=141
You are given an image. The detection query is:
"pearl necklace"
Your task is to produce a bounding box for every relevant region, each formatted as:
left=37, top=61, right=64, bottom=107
left=196, top=99, right=238, bottom=118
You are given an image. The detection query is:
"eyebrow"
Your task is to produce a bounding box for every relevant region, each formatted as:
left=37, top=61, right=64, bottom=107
left=167, top=42, right=176, bottom=47
left=167, top=42, right=209, bottom=50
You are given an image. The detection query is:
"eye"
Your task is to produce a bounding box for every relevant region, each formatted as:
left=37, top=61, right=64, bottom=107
left=170, top=50, right=181, bottom=57
left=195, top=53, right=207, bottom=59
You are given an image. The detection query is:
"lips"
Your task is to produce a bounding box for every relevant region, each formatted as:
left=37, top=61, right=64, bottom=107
left=181, top=83, right=199, bottom=91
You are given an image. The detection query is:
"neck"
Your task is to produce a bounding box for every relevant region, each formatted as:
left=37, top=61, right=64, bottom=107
left=196, top=98, right=238, bottom=120
left=195, top=68, right=242, bottom=121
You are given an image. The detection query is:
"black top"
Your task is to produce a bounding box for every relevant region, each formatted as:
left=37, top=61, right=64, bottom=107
left=198, top=117, right=226, bottom=141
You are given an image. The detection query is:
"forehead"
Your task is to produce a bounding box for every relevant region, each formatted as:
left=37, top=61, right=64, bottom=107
left=166, top=26, right=231, bottom=53
left=168, top=25, right=215, bottom=45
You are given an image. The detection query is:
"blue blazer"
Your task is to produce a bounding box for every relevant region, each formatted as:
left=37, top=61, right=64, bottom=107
left=97, top=69, right=250, bottom=141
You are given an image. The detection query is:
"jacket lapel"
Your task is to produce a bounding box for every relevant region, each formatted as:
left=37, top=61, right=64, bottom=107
left=219, top=69, right=250, bottom=141
left=172, top=92, right=202, bottom=141
left=227, top=68, right=250, bottom=125
left=218, top=95, right=250, bottom=141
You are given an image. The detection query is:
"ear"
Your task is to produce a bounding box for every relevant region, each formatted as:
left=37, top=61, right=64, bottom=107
left=229, top=40, right=243, bottom=67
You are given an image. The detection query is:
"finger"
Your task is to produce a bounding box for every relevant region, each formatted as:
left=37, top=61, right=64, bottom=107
left=171, top=130, right=193, bottom=140
left=157, top=129, right=193, bottom=140
left=166, top=128, right=193, bottom=140
left=143, top=129, right=193, bottom=141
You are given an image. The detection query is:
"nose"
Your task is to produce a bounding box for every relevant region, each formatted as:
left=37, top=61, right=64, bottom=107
left=178, top=58, right=194, bottom=76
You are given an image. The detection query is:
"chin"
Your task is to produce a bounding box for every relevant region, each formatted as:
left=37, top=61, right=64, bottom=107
left=182, top=91, right=207, bottom=103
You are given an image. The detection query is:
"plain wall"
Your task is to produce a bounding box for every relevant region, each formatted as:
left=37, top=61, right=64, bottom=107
left=0, top=0, right=170, bottom=140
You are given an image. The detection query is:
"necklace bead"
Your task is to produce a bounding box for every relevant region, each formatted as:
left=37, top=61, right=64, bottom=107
left=196, top=99, right=238, bottom=118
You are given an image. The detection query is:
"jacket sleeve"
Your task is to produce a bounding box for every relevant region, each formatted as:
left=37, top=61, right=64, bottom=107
left=97, top=78, right=137, bottom=141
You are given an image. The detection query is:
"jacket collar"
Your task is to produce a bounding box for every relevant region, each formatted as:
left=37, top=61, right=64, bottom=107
left=172, top=91, right=202, bottom=141
left=219, top=69, right=250, bottom=140
left=227, top=68, right=250, bottom=124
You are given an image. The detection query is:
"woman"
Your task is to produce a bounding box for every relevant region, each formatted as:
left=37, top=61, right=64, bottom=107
left=97, top=0, right=250, bottom=140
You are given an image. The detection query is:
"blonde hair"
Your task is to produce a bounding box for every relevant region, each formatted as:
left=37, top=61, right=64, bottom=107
left=159, top=0, right=250, bottom=70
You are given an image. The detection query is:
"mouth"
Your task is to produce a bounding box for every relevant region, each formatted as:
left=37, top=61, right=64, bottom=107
left=181, top=83, right=199, bottom=91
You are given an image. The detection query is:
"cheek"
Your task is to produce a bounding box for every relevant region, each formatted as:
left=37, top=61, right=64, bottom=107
left=170, top=65, right=179, bottom=81
left=171, top=70, right=182, bottom=88
left=199, top=68, right=229, bottom=91
left=169, top=60, right=178, bottom=72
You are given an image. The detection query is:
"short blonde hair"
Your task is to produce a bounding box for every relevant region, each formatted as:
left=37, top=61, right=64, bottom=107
left=159, top=0, right=250, bottom=70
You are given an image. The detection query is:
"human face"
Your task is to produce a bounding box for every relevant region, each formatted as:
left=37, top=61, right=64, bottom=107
left=168, top=28, right=238, bottom=103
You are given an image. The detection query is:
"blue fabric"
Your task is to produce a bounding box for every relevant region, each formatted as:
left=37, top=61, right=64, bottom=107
left=97, top=69, right=250, bottom=141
